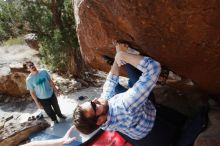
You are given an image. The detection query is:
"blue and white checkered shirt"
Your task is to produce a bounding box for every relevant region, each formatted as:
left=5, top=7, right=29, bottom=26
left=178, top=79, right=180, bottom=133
left=100, top=57, right=161, bottom=140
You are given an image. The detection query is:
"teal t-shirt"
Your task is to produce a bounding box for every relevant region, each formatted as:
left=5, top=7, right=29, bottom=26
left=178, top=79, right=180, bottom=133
left=26, top=69, right=53, bottom=99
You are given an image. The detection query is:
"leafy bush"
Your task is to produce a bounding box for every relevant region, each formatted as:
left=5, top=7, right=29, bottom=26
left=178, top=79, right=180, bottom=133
left=0, top=0, right=83, bottom=75
left=0, top=0, right=23, bottom=41
left=21, top=0, right=80, bottom=74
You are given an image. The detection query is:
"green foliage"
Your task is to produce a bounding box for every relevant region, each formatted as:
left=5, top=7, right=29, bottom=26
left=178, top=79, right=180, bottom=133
left=21, top=0, right=79, bottom=73
left=0, top=0, right=24, bottom=41
left=61, top=0, right=79, bottom=49
left=40, top=29, right=67, bottom=72
left=0, top=0, right=80, bottom=74
left=21, top=0, right=53, bottom=37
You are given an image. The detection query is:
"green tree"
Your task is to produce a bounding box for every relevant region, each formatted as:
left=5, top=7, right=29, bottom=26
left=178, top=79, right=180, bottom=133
left=0, top=0, right=85, bottom=76
left=20, top=0, right=85, bottom=76
left=0, top=0, right=23, bottom=41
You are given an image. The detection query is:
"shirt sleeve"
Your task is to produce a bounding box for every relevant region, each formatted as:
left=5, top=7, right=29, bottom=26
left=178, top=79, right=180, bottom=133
left=43, top=69, right=51, bottom=80
left=26, top=79, right=34, bottom=91
left=100, top=73, right=119, bottom=100
left=122, top=57, right=161, bottom=111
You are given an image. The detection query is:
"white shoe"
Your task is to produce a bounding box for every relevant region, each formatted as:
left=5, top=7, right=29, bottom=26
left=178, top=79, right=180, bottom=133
left=50, top=120, right=59, bottom=127
left=50, top=121, right=55, bottom=127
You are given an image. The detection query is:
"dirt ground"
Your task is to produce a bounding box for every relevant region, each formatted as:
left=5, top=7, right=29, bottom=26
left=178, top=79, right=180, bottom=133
left=0, top=44, right=39, bottom=75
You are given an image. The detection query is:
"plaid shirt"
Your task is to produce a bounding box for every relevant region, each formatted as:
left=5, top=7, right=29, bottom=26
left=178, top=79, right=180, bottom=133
left=100, top=57, right=161, bottom=140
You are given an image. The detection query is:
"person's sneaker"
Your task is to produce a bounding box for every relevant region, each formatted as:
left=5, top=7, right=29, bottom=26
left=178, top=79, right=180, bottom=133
left=51, top=120, right=59, bottom=127
left=78, top=96, right=88, bottom=101
left=36, top=114, right=44, bottom=120
left=59, top=115, right=67, bottom=119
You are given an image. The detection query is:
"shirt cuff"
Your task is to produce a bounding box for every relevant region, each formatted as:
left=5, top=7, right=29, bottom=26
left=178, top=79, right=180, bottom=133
left=106, top=72, right=119, bottom=84
left=136, top=57, right=149, bottom=71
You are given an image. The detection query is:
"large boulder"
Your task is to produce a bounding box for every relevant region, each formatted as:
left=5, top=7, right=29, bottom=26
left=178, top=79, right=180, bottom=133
left=24, top=33, right=39, bottom=50
left=0, top=63, right=29, bottom=97
left=0, top=119, right=49, bottom=146
left=74, top=0, right=220, bottom=96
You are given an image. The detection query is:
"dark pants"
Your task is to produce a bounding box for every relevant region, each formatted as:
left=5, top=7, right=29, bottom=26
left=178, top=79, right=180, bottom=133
left=38, top=93, right=64, bottom=121
left=115, top=64, right=185, bottom=146
left=118, top=105, right=186, bottom=146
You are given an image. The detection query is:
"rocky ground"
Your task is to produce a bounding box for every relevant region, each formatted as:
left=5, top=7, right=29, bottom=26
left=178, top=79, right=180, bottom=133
left=0, top=44, right=38, bottom=120
left=0, top=43, right=106, bottom=122
left=0, top=43, right=108, bottom=145
left=0, top=70, right=130, bottom=125
left=0, top=86, right=103, bottom=122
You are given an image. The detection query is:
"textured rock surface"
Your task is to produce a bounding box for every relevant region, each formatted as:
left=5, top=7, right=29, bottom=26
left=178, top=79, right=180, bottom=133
left=74, top=0, right=220, bottom=95
left=153, top=85, right=208, bottom=116
left=0, top=63, right=29, bottom=97
left=195, top=107, right=220, bottom=146
left=0, top=120, right=49, bottom=146
left=24, top=33, right=39, bottom=50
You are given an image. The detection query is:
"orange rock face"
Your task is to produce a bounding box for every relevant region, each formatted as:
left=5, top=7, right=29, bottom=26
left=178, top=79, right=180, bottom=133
left=0, top=64, right=29, bottom=97
left=74, top=0, right=220, bottom=95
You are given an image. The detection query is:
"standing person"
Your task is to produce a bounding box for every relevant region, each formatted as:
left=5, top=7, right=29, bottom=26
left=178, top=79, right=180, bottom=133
left=24, top=61, right=66, bottom=124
